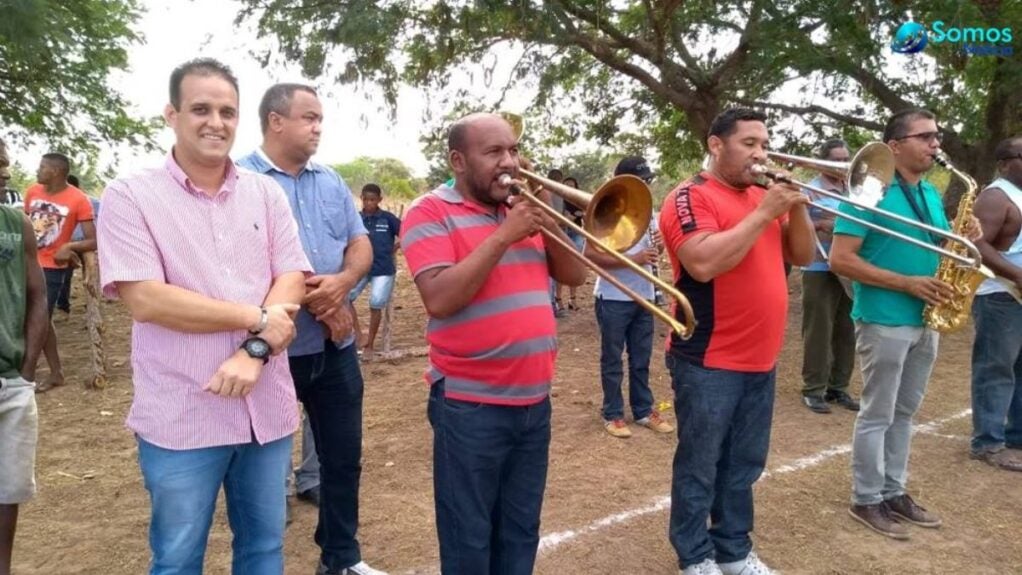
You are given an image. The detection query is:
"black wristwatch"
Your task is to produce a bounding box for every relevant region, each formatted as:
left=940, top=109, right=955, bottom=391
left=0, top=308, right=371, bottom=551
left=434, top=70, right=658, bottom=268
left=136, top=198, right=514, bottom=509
left=241, top=337, right=271, bottom=364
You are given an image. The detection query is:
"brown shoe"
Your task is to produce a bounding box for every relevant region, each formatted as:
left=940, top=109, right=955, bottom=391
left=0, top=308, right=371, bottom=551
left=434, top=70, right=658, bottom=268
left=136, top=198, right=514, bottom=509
left=884, top=494, right=941, bottom=528
left=637, top=411, right=675, bottom=433
left=604, top=419, right=633, bottom=438
left=971, top=448, right=1022, bottom=472
left=849, top=503, right=910, bottom=540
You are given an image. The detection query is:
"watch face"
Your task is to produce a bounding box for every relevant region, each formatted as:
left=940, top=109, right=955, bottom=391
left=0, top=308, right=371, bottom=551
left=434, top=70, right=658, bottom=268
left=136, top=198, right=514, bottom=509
left=246, top=338, right=270, bottom=357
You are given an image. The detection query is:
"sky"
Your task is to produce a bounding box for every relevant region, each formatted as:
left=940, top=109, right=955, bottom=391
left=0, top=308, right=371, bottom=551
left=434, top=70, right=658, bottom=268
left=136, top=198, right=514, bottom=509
left=102, top=0, right=533, bottom=177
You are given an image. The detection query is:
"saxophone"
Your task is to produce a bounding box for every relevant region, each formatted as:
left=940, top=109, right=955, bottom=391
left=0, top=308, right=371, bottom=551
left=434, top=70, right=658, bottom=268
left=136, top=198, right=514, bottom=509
left=922, top=151, right=994, bottom=332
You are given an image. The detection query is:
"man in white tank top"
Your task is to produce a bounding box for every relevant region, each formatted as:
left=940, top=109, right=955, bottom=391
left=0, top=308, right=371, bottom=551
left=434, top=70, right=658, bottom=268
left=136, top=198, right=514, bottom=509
left=970, top=135, right=1022, bottom=472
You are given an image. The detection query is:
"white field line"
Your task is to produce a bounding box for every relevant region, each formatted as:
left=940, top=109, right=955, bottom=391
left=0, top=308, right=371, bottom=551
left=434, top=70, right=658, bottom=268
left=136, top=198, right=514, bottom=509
left=400, top=408, right=972, bottom=573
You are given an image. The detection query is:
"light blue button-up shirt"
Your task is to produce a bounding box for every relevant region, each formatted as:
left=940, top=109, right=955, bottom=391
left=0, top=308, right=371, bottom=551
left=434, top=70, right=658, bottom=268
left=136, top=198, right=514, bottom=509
left=236, top=149, right=368, bottom=356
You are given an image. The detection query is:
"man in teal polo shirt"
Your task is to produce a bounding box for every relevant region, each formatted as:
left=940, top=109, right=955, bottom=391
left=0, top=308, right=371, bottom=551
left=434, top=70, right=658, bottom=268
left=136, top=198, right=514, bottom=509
left=831, top=109, right=978, bottom=540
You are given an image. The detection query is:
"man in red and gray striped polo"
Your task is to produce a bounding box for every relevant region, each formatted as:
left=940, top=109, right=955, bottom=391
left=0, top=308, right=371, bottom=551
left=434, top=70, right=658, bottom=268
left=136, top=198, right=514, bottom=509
left=401, top=112, right=585, bottom=574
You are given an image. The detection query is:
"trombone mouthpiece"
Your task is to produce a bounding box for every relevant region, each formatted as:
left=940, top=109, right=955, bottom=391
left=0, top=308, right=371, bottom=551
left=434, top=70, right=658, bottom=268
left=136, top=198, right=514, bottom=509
left=498, top=174, right=513, bottom=186
left=749, top=164, right=769, bottom=176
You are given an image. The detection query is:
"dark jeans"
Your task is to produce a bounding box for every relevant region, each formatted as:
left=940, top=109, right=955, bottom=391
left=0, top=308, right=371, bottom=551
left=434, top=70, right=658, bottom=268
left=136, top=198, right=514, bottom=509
left=971, top=292, right=1022, bottom=453
left=289, top=342, right=364, bottom=570
left=800, top=270, right=855, bottom=397
left=56, top=266, right=74, bottom=312
left=428, top=380, right=551, bottom=575
left=595, top=298, right=654, bottom=420
left=43, top=267, right=72, bottom=316
left=667, top=355, right=775, bottom=568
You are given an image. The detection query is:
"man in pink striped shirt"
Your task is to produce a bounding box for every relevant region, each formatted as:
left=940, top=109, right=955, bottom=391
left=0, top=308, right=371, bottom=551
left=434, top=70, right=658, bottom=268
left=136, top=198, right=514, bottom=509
left=97, top=59, right=312, bottom=575
left=402, top=113, right=585, bottom=574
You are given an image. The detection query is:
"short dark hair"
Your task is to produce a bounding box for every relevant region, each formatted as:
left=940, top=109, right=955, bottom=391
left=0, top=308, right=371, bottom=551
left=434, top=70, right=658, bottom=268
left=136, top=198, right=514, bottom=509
left=708, top=107, right=768, bottom=139
left=42, top=152, right=70, bottom=175
left=547, top=168, right=563, bottom=180
left=818, top=139, right=848, bottom=159
left=994, top=136, right=1022, bottom=161
left=67, top=174, right=80, bottom=187
left=362, top=183, right=382, bottom=196
left=563, top=177, right=579, bottom=187
left=883, top=109, right=936, bottom=143
left=258, top=83, right=318, bottom=134
left=448, top=119, right=470, bottom=152
left=169, top=58, right=239, bottom=111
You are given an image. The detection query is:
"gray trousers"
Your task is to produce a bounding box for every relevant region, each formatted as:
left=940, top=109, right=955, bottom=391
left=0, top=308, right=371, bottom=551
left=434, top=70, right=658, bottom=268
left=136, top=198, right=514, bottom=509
left=851, top=322, right=938, bottom=505
left=286, top=409, right=321, bottom=495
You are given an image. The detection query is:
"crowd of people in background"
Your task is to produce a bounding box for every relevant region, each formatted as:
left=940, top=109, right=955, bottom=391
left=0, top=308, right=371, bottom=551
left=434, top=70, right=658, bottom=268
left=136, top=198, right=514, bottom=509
left=1, top=55, right=1022, bottom=575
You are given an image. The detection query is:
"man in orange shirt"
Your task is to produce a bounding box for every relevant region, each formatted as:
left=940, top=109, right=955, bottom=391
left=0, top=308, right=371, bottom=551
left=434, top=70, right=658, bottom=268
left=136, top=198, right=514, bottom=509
left=22, top=153, right=96, bottom=392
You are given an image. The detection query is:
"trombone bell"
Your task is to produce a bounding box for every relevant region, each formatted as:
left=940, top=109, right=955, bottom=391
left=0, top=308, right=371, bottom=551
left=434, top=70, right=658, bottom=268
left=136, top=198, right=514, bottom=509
left=519, top=170, right=652, bottom=252
left=766, top=142, right=894, bottom=209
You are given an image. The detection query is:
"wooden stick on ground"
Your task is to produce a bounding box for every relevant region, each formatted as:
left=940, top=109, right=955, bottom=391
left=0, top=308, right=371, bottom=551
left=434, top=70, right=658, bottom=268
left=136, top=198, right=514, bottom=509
left=82, top=251, right=108, bottom=389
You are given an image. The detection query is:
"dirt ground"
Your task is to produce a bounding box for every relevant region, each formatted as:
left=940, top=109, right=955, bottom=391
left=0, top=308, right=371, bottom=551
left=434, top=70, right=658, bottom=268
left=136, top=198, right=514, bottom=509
left=13, top=266, right=1022, bottom=575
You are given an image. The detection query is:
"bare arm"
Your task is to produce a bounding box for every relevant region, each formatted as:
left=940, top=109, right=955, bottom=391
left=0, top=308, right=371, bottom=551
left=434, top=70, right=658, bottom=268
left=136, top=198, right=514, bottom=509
left=543, top=225, right=587, bottom=287
left=416, top=197, right=551, bottom=318
left=830, top=234, right=953, bottom=305
left=782, top=204, right=816, bottom=266
left=974, top=187, right=1022, bottom=286
left=415, top=231, right=517, bottom=319
left=20, top=215, right=47, bottom=381
left=676, top=211, right=775, bottom=282
left=66, top=220, right=97, bottom=254
left=117, top=280, right=263, bottom=332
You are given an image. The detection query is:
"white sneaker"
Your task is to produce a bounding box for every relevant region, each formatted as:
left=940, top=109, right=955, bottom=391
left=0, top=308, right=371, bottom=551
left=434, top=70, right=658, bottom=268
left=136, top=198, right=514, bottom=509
left=681, top=557, right=724, bottom=575
left=718, top=552, right=779, bottom=575
left=344, top=561, right=389, bottom=575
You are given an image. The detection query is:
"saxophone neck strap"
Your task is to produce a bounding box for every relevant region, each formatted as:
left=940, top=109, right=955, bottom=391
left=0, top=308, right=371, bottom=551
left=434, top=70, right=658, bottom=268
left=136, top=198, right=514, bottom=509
left=894, top=172, right=941, bottom=246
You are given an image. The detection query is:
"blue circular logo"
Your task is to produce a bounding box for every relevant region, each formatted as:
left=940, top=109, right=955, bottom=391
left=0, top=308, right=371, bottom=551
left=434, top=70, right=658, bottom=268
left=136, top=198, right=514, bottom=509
left=892, top=22, right=928, bottom=54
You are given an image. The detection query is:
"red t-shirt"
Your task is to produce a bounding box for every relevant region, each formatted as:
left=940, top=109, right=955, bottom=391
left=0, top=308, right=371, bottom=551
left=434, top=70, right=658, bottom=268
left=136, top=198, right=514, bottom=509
left=23, top=184, right=94, bottom=269
left=400, top=185, right=556, bottom=405
left=659, top=172, right=788, bottom=372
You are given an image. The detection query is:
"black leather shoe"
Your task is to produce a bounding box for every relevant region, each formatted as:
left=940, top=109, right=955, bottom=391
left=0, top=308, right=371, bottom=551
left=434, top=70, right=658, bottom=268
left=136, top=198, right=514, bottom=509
left=297, top=486, right=321, bottom=507
left=826, top=390, right=861, bottom=411
left=802, top=395, right=832, bottom=414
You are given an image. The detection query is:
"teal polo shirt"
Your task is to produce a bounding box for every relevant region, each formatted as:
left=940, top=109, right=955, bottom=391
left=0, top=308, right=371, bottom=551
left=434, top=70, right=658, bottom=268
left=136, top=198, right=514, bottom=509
left=833, top=177, right=949, bottom=327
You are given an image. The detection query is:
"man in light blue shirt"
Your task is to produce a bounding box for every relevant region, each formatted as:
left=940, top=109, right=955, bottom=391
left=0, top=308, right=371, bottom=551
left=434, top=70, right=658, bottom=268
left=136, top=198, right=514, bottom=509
left=799, top=140, right=858, bottom=414
left=585, top=156, right=675, bottom=438
left=237, top=83, right=384, bottom=575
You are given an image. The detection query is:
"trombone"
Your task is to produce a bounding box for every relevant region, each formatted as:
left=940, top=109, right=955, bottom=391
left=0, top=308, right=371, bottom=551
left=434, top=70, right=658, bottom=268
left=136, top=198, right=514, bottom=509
left=752, top=143, right=982, bottom=268
left=499, top=170, right=696, bottom=338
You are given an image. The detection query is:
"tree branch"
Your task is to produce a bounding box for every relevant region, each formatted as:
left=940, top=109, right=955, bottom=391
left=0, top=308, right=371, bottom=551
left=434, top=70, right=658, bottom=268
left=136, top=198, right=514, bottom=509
left=737, top=99, right=885, bottom=132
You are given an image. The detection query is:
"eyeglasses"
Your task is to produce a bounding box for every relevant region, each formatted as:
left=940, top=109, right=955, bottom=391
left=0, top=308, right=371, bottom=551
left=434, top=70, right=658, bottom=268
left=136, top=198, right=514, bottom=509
left=997, top=153, right=1022, bottom=162
left=897, top=131, right=943, bottom=143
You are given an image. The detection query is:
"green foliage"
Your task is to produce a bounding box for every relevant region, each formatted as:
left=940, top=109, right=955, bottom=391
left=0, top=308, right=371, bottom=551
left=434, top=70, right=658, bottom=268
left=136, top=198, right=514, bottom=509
left=0, top=0, right=157, bottom=161
left=332, top=156, right=428, bottom=203
left=238, top=1, right=1020, bottom=189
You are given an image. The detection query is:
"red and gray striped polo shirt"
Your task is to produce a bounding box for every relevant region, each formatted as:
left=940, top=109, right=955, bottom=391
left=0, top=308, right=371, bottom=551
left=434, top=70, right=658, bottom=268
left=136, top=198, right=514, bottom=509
left=401, top=184, right=556, bottom=406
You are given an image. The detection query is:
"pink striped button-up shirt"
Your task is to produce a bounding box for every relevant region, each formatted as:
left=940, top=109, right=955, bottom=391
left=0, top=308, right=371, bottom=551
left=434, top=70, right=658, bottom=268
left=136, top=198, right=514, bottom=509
left=98, top=155, right=312, bottom=450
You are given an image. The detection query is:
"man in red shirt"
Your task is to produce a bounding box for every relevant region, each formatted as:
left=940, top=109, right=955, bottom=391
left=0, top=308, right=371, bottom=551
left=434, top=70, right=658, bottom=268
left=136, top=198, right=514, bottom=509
left=22, top=153, right=96, bottom=392
left=401, top=112, right=585, bottom=574
left=659, top=108, right=815, bottom=575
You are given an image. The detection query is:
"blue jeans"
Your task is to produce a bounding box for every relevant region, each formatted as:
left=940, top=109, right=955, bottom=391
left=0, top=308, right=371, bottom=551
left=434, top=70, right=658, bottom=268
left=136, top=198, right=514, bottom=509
left=428, top=380, right=551, bottom=575
left=289, top=342, right=364, bottom=570
left=971, top=293, right=1022, bottom=453
left=137, top=435, right=292, bottom=575
left=595, top=298, right=654, bottom=421
left=667, top=356, right=775, bottom=568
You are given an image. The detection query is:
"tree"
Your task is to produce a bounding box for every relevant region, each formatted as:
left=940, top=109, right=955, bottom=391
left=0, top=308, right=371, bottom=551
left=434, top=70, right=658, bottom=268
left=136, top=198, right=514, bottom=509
left=332, top=156, right=428, bottom=203
left=239, top=0, right=1020, bottom=208
left=0, top=0, right=156, bottom=161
